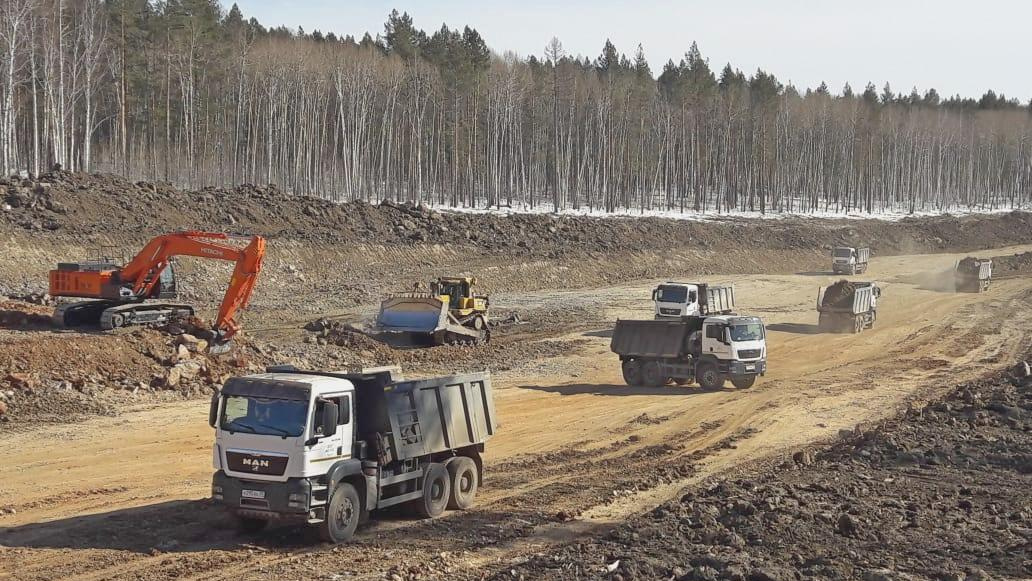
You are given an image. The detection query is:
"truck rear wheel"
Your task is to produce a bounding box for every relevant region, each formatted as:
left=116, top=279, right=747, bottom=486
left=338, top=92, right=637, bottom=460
left=642, top=361, right=664, bottom=386
left=319, top=482, right=361, bottom=543
left=698, top=364, right=725, bottom=390
left=414, top=463, right=451, bottom=518
left=853, top=316, right=863, bottom=334
left=446, top=457, right=478, bottom=510
left=621, top=360, right=643, bottom=386
left=731, top=375, right=756, bottom=389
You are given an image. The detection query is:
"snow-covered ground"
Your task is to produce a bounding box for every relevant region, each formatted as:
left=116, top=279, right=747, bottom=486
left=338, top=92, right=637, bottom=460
left=426, top=199, right=1029, bottom=222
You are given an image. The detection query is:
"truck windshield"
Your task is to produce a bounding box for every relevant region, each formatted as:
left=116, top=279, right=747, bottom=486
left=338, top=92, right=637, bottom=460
left=220, top=395, right=308, bottom=437
left=730, top=323, right=765, bottom=342
left=833, top=248, right=853, bottom=258
left=656, top=285, right=688, bottom=303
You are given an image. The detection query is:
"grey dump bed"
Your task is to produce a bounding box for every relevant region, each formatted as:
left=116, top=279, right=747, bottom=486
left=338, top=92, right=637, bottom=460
left=817, top=284, right=875, bottom=315
left=355, top=372, right=496, bottom=462
left=610, top=319, right=701, bottom=359
left=701, top=284, right=735, bottom=314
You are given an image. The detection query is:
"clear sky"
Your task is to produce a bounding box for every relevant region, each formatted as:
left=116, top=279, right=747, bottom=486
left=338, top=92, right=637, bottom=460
left=231, top=0, right=1031, bottom=102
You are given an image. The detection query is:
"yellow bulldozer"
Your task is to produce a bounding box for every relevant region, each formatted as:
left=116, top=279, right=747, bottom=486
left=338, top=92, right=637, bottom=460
left=376, top=276, right=490, bottom=345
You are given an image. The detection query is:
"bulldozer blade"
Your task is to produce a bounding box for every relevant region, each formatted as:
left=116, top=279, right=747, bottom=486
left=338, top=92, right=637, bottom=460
left=377, top=296, right=449, bottom=334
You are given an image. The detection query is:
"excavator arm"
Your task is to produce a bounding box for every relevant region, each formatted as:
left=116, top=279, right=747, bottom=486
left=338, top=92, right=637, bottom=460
left=119, top=231, right=266, bottom=341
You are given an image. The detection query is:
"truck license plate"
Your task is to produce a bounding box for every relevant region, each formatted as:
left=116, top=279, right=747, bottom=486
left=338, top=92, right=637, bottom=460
left=745, top=364, right=755, bottom=371
left=241, top=489, right=265, bottom=499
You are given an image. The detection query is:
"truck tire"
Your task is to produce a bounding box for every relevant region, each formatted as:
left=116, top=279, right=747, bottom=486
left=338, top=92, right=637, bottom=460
left=235, top=515, right=267, bottom=534
left=446, top=457, right=478, bottom=510
left=853, top=316, right=863, bottom=334
left=621, top=360, right=643, bottom=386
left=697, top=364, right=725, bottom=390
left=642, top=361, right=664, bottom=386
left=731, top=375, right=756, bottom=389
left=319, top=482, right=361, bottom=543
left=414, top=463, right=451, bottom=519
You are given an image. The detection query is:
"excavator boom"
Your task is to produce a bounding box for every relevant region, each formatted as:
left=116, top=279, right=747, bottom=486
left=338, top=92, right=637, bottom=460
left=49, top=231, right=266, bottom=343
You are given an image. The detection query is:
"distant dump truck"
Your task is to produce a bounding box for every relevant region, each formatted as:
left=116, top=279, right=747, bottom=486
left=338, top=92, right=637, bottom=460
left=955, top=258, right=992, bottom=293
left=611, top=315, right=766, bottom=389
left=652, top=282, right=735, bottom=319
left=817, top=280, right=881, bottom=333
left=210, top=365, right=496, bottom=543
left=831, top=246, right=870, bottom=275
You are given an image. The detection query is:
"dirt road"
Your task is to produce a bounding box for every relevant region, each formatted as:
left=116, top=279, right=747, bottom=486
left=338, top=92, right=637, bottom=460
left=2, top=245, right=1030, bottom=581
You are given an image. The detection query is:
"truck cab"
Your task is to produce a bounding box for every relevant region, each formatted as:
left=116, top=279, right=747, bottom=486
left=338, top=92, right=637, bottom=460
left=652, top=282, right=734, bottom=319
left=832, top=247, right=870, bottom=274
left=697, top=315, right=767, bottom=379
left=209, top=366, right=494, bottom=543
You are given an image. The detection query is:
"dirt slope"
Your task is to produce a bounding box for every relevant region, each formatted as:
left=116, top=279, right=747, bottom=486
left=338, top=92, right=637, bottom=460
left=1, top=246, right=1030, bottom=581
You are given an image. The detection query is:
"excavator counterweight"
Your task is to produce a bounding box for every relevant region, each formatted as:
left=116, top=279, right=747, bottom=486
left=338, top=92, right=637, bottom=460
left=49, top=231, right=266, bottom=347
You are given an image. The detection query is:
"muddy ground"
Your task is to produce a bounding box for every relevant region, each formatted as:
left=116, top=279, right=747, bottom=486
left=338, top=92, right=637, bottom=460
left=1, top=173, right=1031, bottom=581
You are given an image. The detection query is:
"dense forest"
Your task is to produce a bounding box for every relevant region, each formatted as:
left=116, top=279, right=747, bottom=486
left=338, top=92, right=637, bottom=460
left=1, top=0, right=1031, bottom=214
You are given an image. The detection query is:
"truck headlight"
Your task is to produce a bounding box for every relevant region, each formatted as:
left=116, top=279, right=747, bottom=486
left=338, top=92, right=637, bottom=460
left=288, top=492, right=307, bottom=508
left=212, top=485, right=223, bottom=500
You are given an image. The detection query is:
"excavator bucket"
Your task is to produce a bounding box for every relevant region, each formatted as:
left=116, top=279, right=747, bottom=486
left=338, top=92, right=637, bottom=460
left=208, top=339, right=234, bottom=355
left=377, top=295, right=449, bottom=335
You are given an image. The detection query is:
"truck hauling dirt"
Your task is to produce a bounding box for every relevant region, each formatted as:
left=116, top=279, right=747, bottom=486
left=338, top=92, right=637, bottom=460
left=652, top=282, right=735, bottom=319
left=831, top=246, right=870, bottom=274
left=209, top=365, right=495, bottom=543
left=955, top=257, right=992, bottom=292
left=376, top=276, right=490, bottom=345
left=817, top=280, right=881, bottom=333
left=611, top=315, right=767, bottom=389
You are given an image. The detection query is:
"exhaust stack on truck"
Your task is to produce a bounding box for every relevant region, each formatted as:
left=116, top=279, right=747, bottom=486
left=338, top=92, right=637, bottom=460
left=209, top=365, right=496, bottom=543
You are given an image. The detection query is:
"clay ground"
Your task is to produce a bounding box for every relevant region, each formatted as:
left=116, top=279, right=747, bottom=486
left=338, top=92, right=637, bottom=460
left=2, top=243, right=1030, bottom=581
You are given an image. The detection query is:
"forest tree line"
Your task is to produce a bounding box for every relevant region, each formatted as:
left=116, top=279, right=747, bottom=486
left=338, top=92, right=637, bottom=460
left=1, top=0, right=1031, bottom=214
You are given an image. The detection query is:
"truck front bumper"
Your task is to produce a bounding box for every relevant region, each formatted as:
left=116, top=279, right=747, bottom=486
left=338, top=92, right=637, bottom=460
left=727, top=360, right=766, bottom=376
left=212, top=471, right=313, bottom=520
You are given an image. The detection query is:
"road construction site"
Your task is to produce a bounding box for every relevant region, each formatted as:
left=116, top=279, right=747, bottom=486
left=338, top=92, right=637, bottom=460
left=1, top=172, right=1031, bottom=580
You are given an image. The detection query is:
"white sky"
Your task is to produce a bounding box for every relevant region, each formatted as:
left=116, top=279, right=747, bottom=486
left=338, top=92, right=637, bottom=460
left=232, top=0, right=1032, bottom=102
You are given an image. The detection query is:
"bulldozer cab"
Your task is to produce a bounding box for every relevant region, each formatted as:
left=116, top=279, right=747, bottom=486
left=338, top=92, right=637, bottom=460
left=434, top=277, right=473, bottom=310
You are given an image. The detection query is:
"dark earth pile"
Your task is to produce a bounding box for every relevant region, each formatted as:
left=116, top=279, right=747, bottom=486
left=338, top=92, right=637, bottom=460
left=993, top=251, right=1032, bottom=275
left=821, top=279, right=859, bottom=309
left=489, top=360, right=1032, bottom=581
left=4, top=171, right=1032, bottom=259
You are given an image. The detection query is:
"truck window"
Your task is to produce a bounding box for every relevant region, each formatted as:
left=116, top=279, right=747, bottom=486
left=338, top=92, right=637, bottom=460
left=730, top=323, right=765, bottom=342
left=705, top=325, right=723, bottom=340
left=833, top=248, right=853, bottom=258
left=656, top=285, right=688, bottom=303
left=334, top=395, right=350, bottom=425
left=220, top=396, right=307, bottom=437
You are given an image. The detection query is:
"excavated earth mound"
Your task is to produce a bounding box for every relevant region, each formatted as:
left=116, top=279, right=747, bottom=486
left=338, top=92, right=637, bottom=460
left=489, top=360, right=1032, bottom=581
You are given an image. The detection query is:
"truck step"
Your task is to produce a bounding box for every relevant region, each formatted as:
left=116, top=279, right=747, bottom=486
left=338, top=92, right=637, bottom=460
left=311, top=484, right=328, bottom=492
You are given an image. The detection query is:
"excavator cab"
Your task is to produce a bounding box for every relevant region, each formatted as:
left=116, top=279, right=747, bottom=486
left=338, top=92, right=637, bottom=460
left=151, top=262, right=178, bottom=299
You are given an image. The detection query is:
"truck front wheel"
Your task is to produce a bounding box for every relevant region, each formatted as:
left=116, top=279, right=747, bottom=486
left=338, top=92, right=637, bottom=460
left=621, top=360, right=643, bottom=386
left=447, top=457, right=478, bottom=510
left=414, top=463, right=451, bottom=518
left=698, top=364, right=725, bottom=390
left=731, top=375, right=756, bottom=389
left=319, top=482, right=361, bottom=543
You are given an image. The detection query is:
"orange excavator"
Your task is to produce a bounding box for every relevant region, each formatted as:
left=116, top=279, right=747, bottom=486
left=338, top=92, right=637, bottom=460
left=49, top=231, right=266, bottom=346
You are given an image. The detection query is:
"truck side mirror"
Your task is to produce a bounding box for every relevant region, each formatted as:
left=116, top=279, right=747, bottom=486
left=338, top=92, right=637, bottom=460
left=651, top=290, right=658, bottom=301
left=722, top=327, right=732, bottom=344
left=319, top=401, right=338, bottom=438
left=208, top=394, right=219, bottom=428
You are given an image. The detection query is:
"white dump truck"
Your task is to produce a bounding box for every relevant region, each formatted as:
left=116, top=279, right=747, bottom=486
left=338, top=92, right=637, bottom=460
left=955, top=258, right=992, bottom=293
left=611, top=315, right=767, bottom=389
left=209, top=365, right=496, bottom=543
left=653, top=282, right=735, bottom=319
left=831, top=247, right=871, bottom=274
left=817, top=280, right=881, bottom=333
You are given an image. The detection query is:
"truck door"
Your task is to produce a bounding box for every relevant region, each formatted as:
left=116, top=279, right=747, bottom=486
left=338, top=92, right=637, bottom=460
left=309, top=394, right=353, bottom=464
left=703, top=323, right=732, bottom=358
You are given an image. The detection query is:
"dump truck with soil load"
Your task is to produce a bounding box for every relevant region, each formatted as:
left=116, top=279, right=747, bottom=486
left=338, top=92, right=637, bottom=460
left=955, top=258, right=992, bottom=293
left=817, top=280, right=881, bottom=333
left=209, top=365, right=496, bottom=543
left=377, top=276, right=490, bottom=345
left=831, top=246, right=870, bottom=274
left=611, top=315, right=766, bottom=389
left=653, top=282, right=736, bottom=319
